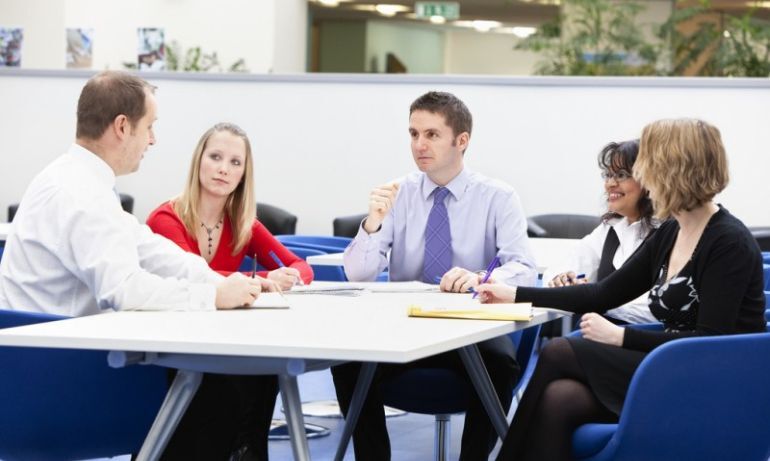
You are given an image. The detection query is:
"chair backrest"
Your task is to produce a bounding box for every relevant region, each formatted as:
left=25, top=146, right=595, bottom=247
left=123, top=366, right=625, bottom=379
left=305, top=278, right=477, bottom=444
left=0, top=309, right=168, bottom=460
left=764, top=264, right=770, bottom=291
left=604, top=332, right=770, bottom=460
left=750, top=227, right=770, bottom=252
left=257, top=203, right=297, bottom=235
left=527, top=214, right=600, bottom=239
left=332, top=213, right=367, bottom=238
left=284, top=245, right=347, bottom=281
left=276, top=235, right=352, bottom=253
left=119, top=193, right=135, bottom=214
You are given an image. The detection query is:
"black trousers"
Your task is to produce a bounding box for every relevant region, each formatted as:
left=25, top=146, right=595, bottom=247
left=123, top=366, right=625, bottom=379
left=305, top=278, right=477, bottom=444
left=161, top=373, right=279, bottom=461
left=331, top=335, right=519, bottom=461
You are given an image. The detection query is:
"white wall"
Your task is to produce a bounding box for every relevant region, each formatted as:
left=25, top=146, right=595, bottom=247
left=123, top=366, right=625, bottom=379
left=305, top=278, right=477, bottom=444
left=1, top=71, right=769, bottom=235
left=1, top=0, right=300, bottom=73
left=0, top=0, right=66, bottom=68
left=444, top=29, right=539, bottom=75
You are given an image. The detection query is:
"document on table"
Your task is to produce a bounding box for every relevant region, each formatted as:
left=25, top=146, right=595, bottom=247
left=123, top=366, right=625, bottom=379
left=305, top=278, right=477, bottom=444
left=407, top=293, right=533, bottom=321
left=285, top=281, right=439, bottom=295
left=251, top=292, right=291, bottom=309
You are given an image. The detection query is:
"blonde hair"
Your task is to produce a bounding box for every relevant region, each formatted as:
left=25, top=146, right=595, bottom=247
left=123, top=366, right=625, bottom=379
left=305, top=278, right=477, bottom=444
left=174, top=122, right=255, bottom=255
left=634, top=118, right=729, bottom=219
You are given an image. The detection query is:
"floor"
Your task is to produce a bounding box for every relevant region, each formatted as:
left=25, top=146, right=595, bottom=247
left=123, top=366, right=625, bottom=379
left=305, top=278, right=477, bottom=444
left=92, top=367, right=512, bottom=460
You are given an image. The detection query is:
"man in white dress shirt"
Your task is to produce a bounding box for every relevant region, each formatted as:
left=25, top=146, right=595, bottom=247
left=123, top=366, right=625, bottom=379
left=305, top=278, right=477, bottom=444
left=334, top=91, right=536, bottom=461
left=0, top=72, right=286, bottom=460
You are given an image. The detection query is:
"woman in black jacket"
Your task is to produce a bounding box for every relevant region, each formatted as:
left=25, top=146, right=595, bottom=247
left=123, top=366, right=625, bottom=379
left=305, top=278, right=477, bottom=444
left=477, top=118, right=766, bottom=461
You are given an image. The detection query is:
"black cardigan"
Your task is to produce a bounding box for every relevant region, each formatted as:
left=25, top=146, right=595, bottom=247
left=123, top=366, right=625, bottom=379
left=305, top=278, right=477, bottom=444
left=517, top=206, right=766, bottom=352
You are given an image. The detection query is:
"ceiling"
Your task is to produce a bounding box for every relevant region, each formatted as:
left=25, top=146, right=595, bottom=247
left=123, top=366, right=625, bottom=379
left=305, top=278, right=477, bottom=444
left=308, top=0, right=770, bottom=27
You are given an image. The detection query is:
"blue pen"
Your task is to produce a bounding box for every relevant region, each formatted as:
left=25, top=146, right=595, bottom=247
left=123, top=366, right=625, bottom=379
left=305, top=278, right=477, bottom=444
left=269, top=250, right=304, bottom=286
left=576, top=273, right=586, bottom=280
left=472, top=256, right=500, bottom=299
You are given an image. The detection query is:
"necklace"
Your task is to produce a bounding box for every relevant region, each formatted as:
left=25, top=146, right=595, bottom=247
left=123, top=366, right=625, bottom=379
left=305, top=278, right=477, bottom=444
left=201, top=218, right=223, bottom=256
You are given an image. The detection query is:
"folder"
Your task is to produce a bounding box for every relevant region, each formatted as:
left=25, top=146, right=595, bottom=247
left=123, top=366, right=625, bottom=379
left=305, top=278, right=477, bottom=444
left=408, top=303, right=533, bottom=321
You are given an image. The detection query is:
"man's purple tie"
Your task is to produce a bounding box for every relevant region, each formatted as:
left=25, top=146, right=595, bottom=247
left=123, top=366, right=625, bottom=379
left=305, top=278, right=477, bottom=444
left=423, top=187, right=452, bottom=283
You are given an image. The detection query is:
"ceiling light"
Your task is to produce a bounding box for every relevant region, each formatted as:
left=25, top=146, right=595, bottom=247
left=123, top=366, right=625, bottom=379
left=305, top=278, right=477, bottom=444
left=472, top=20, right=502, bottom=32
left=317, top=0, right=339, bottom=6
left=375, top=4, right=410, bottom=17
left=429, top=15, right=446, bottom=24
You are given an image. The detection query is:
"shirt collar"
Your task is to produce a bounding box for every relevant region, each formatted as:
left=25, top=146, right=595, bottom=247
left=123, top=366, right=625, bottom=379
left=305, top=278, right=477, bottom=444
left=421, top=168, right=470, bottom=202
left=68, top=143, right=117, bottom=189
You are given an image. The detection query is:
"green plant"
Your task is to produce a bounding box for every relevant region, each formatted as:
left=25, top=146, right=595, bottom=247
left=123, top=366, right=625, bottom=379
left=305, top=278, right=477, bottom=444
left=516, top=0, right=658, bottom=76
left=717, top=11, right=770, bottom=77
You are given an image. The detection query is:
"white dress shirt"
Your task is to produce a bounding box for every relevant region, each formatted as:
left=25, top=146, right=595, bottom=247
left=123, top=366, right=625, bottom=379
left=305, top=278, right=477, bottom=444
left=0, top=144, right=221, bottom=316
left=543, top=216, right=657, bottom=324
left=344, top=168, right=538, bottom=286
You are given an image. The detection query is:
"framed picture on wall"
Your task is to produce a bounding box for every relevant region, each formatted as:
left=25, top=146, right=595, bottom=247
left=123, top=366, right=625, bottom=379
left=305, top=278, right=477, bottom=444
left=0, top=27, right=23, bottom=67
left=137, top=27, right=165, bottom=71
left=66, top=28, right=94, bottom=69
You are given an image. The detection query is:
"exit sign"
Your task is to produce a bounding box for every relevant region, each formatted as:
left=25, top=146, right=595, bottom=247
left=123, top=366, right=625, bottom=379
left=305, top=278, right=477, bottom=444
left=415, top=2, right=460, bottom=20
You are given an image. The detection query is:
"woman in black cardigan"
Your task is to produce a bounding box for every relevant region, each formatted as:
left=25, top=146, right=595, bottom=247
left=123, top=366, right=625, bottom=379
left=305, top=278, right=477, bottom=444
left=477, top=118, right=766, bottom=461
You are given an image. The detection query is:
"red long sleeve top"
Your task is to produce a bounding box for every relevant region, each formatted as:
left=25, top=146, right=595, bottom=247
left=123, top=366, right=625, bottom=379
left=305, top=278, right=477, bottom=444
left=147, top=201, right=313, bottom=284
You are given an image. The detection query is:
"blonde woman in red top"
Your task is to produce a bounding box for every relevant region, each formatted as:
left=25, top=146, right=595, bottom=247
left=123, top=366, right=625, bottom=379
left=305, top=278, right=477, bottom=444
left=148, top=122, right=313, bottom=461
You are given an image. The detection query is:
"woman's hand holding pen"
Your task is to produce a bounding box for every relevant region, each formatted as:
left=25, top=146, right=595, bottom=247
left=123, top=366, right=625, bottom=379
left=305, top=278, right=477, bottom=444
left=268, top=267, right=302, bottom=291
left=549, top=271, right=588, bottom=287
left=364, top=183, right=399, bottom=234
left=215, top=272, right=262, bottom=309
left=474, top=283, right=517, bottom=304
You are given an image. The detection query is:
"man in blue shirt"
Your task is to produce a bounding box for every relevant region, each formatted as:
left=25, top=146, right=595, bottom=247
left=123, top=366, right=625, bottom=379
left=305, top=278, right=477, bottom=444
left=334, top=91, right=537, bottom=460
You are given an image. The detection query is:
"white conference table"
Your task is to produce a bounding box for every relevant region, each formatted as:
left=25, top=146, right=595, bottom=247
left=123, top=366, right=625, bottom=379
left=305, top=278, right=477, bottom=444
left=306, top=237, right=581, bottom=275
left=0, top=289, right=564, bottom=461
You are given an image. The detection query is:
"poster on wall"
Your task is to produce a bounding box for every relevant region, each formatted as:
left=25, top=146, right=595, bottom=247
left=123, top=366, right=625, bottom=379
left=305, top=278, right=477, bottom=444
left=0, top=27, right=23, bottom=67
left=66, top=28, right=94, bottom=69
left=137, top=27, right=165, bottom=71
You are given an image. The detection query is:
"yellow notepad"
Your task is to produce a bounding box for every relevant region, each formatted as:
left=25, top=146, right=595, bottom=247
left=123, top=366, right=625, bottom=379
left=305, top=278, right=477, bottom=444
left=408, top=303, right=533, bottom=321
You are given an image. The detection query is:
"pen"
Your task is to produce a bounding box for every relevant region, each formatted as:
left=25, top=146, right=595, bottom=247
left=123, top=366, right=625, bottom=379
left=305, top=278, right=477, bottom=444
left=472, top=256, right=500, bottom=299
left=576, top=273, right=586, bottom=280
left=251, top=253, right=257, bottom=278
left=269, top=250, right=305, bottom=286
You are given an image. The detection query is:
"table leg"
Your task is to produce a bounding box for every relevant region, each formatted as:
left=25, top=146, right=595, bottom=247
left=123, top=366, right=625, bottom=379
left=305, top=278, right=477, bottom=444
left=458, top=344, right=508, bottom=440
left=334, top=362, right=377, bottom=461
left=135, top=369, right=203, bottom=461
left=279, top=374, right=312, bottom=461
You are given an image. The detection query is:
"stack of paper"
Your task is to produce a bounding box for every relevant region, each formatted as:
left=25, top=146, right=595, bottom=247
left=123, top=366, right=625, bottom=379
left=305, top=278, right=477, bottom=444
left=250, top=292, right=291, bottom=309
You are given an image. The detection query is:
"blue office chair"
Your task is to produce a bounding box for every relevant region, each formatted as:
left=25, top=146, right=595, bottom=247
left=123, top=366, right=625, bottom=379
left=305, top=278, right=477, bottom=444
left=379, top=325, right=541, bottom=461
left=764, top=264, right=770, bottom=290
left=765, top=291, right=770, bottom=322
left=276, top=235, right=352, bottom=252
left=763, top=251, right=770, bottom=265
left=571, top=327, right=770, bottom=461
left=284, top=245, right=347, bottom=282
left=0, top=309, right=168, bottom=461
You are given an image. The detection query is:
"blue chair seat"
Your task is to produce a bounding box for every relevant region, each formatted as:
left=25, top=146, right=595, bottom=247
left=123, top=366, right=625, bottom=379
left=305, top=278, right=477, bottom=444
left=0, top=309, right=168, bottom=460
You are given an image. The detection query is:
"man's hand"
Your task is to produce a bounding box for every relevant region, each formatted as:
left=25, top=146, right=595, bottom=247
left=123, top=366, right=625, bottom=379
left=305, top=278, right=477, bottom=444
left=267, top=267, right=301, bottom=290
left=438, top=267, right=481, bottom=293
left=215, top=273, right=262, bottom=309
left=548, top=271, right=588, bottom=287
left=579, top=313, right=624, bottom=346
left=363, top=183, right=399, bottom=234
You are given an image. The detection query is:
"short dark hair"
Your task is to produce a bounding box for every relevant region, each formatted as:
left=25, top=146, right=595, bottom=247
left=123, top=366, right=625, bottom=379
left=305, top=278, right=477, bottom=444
left=76, top=71, right=155, bottom=140
left=598, top=139, right=654, bottom=228
left=409, top=91, right=472, bottom=138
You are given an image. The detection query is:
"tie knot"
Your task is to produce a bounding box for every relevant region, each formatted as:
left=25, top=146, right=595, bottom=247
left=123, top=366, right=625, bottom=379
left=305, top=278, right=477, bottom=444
left=433, top=187, right=450, bottom=204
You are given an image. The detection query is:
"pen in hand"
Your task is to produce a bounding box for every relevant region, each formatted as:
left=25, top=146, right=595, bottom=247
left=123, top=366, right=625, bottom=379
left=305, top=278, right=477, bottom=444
left=473, top=256, right=501, bottom=299
left=268, top=250, right=305, bottom=286
left=251, top=253, right=257, bottom=278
